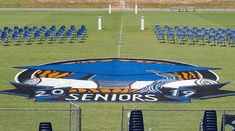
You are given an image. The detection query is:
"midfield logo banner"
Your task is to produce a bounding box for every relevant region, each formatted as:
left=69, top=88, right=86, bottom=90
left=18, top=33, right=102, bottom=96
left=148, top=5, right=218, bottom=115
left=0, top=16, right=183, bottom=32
left=1, top=58, right=234, bottom=103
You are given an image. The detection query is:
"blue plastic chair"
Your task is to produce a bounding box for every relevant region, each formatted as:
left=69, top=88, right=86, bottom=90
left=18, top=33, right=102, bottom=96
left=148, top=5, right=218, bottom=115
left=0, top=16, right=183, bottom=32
left=157, top=31, right=165, bottom=43
left=56, top=31, right=65, bottom=44
left=66, top=30, right=74, bottom=43
left=207, top=34, right=215, bottom=46
left=32, top=26, right=38, bottom=32
left=34, top=32, right=42, bottom=44
left=187, top=31, right=196, bottom=45
left=217, top=35, right=226, bottom=46
left=167, top=31, right=175, bottom=44
left=228, top=35, right=235, bottom=47
left=12, top=33, right=20, bottom=45
left=177, top=30, right=187, bottom=44
left=24, top=32, right=32, bottom=45
left=14, top=26, right=19, bottom=31
left=81, top=25, right=87, bottom=35
left=45, top=30, right=54, bottom=44
left=3, top=26, right=8, bottom=33
left=1, top=32, right=10, bottom=46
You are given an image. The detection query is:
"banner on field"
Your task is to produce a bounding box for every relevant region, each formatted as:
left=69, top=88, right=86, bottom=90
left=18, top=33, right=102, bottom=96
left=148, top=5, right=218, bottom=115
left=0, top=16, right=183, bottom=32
left=1, top=58, right=234, bottom=103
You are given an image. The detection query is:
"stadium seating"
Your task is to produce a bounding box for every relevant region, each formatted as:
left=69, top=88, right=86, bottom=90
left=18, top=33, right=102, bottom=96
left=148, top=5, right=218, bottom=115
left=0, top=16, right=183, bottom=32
left=0, top=25, right=87, bottom=46
left=128, top=110, right=144, bottom=131
left=155, top=24, right=235, bottom=47
left=39, top=122, right=53, bottom=131
left=200, top=110, right=218, bottom=131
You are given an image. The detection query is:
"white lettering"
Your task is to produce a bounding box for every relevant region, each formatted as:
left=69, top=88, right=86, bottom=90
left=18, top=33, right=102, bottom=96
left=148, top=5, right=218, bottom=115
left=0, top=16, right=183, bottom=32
left=94, top=94, right=109, bottom=101
left=133, top=94, right=144, bottom=101
left=111, top=94, right=117, bottom=101
left=182, top=91, right=195, bottom=97
left=35, top=91, right=49, bottom=97
left=119, top=94, right=131, bottom=101
left=65, top=94, right=79, bottom=101
left=82, top=94, right=93, bottom=101
left=170, top=90, right=179, bottom=96
left=52, top=89, right=64, bottom=95
left=145, top=94, right=158, bottom=102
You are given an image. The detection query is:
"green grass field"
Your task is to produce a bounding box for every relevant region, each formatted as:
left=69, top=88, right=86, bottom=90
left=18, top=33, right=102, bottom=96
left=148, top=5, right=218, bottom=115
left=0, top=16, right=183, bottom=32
left=0, top=11, right=235, bottom=131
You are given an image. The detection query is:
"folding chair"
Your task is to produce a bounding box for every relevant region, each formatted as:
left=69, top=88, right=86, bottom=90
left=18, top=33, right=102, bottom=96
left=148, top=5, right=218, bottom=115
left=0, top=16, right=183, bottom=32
left=56, top=31, right=64, bottom=44
left=157, top=32, right=165, bottom=43
left=32, top=26, right=38, bottom=33
left=77, top=29, right=86, bottom=43
left=45, top=30, right=53, bottom=44
left=198, top=34, right=206, bottom=45
left=217, top=35, right=226, bottom=47
left=228, top=35, right=235, bottom=47
left=80, top=25, right=88, bottom=38
left=167, top=31, right=175, bottom=44
left=177, top=30, right=187, bottom=44
left=66, top=30, right=73, bottom=43
left=24, top=32, right=32, bottom=45
left=1, top=32, right=10, bottom=46
left=207, top=34, right=216, bottom=46
left=12, top=33, right=21, bottom=45
left=34, top=31, right=43, bottom=44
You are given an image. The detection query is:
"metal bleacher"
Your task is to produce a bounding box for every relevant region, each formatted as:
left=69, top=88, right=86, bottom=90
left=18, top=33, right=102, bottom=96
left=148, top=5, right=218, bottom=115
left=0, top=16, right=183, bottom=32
left=128, top=110, right=144, bottom=131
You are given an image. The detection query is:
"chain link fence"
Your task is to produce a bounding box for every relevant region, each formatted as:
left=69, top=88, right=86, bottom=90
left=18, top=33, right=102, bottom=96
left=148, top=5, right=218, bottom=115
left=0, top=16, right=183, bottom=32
left=121, top=107, right=235, bottom=131
left=0, top=103, right=81, bottom=131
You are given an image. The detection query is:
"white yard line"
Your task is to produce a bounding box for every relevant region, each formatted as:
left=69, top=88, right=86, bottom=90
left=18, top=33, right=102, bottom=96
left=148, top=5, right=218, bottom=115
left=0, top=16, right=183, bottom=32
left=117, top=41, right=121, bottom=57
left=117, top=15, right=124, bottom=57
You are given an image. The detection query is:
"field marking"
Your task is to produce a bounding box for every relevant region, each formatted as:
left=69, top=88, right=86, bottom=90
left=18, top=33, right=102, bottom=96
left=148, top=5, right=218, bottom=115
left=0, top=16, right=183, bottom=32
left=120, top=15, right=124, bottom=37
left=117, top=15, right=124, bottom=57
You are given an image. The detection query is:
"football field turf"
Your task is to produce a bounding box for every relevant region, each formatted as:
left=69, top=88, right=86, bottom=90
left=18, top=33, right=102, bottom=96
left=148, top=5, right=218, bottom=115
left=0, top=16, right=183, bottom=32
left=0, top=11, right=235, bottom=131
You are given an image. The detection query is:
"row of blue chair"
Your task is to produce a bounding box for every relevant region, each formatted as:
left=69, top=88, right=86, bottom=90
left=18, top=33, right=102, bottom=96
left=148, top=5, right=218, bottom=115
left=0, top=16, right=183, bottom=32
left=155, top=25, right=235, bottom=47
left=0, top=25, right=87, bottom=46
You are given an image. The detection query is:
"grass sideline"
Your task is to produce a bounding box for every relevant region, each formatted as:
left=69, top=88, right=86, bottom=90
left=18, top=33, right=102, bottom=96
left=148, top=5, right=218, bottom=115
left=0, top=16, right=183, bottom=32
left=0, top=11, right=235, bottom=131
